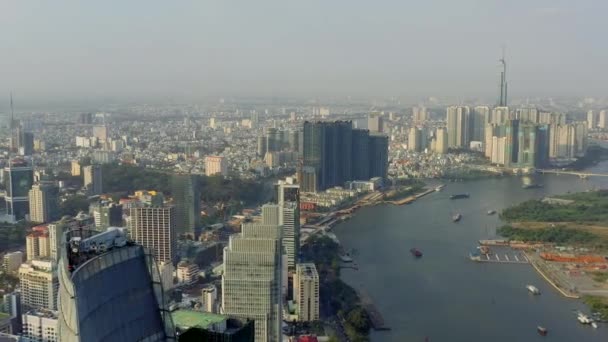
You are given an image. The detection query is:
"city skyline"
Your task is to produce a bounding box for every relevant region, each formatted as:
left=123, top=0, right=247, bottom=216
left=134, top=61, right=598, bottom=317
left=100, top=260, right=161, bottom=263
left=2, top=1, right=608, bottom=104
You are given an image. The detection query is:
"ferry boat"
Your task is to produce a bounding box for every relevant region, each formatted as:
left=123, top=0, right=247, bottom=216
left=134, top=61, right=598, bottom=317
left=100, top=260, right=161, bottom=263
left=452, top=213, right=462, bottom=222
left=487, top=210, right=496, bottom=215
left=410, top=248, right=423, bottom=258
left=450, top=193, right=470, bottom=200
left=537, top=326, right=548, bottom=336
left=526, top=285, right=541, bottom=295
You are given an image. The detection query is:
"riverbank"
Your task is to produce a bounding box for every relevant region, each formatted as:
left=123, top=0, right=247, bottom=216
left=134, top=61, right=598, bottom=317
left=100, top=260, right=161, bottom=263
left=525, top=251, right=580, bottom=299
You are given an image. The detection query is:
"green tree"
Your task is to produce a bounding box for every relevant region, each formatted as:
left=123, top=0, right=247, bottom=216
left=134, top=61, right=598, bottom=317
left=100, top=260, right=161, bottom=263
left=60, top=195, right=90, bottom=217
left=346, top=306, right=370, bottom=333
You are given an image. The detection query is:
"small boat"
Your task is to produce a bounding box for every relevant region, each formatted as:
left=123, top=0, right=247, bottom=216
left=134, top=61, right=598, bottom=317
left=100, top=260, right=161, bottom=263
left=537, top=326, right=548, bottom=336
left=435, top=184, right=445, bottom=192
left=487, top=210, right=496, bottom=215
left=450, top=193, right=470, bottom=200
left=522, top=183, right=543, bottom=189
left=410, top=248, right=423, bottom=258
left=452, top=213, right=462, bottom=222
left=577, top=312, right=593, bottom=324
left=592, top=322, right=598, bottom=329
left=526, top=285, right=540, bottom=295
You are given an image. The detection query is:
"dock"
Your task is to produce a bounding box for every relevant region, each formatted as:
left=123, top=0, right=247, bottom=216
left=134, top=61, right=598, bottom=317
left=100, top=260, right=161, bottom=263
left=385, top=187, right=437, bottom=206
left=470, top=246, right=529, bottom=264
left=358, top=290, right=390, bottom=331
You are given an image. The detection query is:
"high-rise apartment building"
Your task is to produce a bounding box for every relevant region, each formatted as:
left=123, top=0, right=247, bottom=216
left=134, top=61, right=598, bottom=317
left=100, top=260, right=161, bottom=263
left=222, top=223, right=282, bottom=342
left=171, top=174, right=201, bottom=235
left=129, top=206, right=177, bottom=263
left=491, top=106, right=509, bottom=125
left=22, top=309, right=58, bottom=342
left=4, top=158, right=34, bottom=221
left=82, top=165, right=102, bottom=195
left=408, top=127, right=422, bottom=152
left=2, top=252, right=23, bottom=274
left=599, top=110, right=607, bottom=129
left=28, top=183, right=58, bottom=224
left=18, top=260, right=58, bottom=311
left=472, top=106, right=490, bottom=142
left=26, top=231, right=50, bottom=261
left=57, top=228, right=174, bottom=341
left=92, top=125, right=108, bottom=142
left=351, top=129, right=370, bottom=180
left=446, top=106, right=470, bottom=148
left=587, top=110, right=596, bottom=130
left=294, top=263, right=320, bottom=322
left=70, top=161, right=81, bottom=176
left=205, top=156, right=228, bottom=177
left=435, top=128, right=448, bottom=155
left=412, top=107, right=428, bottom=124
left=367, top=114, right=384, bottom=133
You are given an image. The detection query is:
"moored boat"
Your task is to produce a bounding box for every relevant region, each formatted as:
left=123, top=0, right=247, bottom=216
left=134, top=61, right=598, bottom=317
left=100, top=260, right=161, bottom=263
left=537, top=326, right=548, bottom=336
left=410, top=248, right=423, bottom=258
left=526, top=285, right=540, bottom=295
left=487, top=210, right=496, bottom=215
left=450, top=193, right=470, bottom=200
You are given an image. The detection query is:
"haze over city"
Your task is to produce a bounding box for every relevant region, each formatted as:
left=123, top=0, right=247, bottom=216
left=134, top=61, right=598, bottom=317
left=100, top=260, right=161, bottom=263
left=2, top=0, right=608, bottom=105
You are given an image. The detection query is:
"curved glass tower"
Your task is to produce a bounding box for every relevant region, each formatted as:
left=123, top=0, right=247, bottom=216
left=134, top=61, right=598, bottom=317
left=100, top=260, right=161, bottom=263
left=57, top=228, right=175, bottom=342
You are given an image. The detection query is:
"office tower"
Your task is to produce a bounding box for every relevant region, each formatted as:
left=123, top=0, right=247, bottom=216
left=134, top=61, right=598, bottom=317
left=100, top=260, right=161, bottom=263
left=503, top=119, right=519, bottom=167
left=472, top=106, right=490, bottom=142
left=408, top=127, right=422, bottom=152
left=70, top=161, right=80, bottom=176
left=129, top=206, right=177, bottom=263
left=446, top=106, right=470, bottom=148
left=368, top=114, right=384, bottom=133
left=536, top=125, right=550, bottom=168
left=82, top=165, right=102, bottom=195
left=491, top=106, right=509, bottom=124
left=276, top=180, right=300, bottom=271
left=369, top=134, right=389, bottom=180
left=498, top=51, right=508, bottom=107
left=516, top=124, right=539, bottom=168
left=265, top=127, right=280, bottom=152
left=90, top=201, right=123, bottom=229
left=412, top=106, right=428, bottom=124
left=587, top=110, right=596, bottom=129
left=21, top=309, right=58, bottom=342
left=4, top=158, right=34, bottom=221
left=222, top=223, right=282, bottom=342
left=599, top=110, right=607, bottom=129
left=351, top=129, right=370, bottom=180
left=2, top=252, right=23, bottom=274
left=57, top=228, right=174, bottom=342
left=18, top=132, right=34, bottom=156
left=205, top=156, right=228, bottom=176
left=294, top=263, right=320, bottom=322
left=28, top=183, right=59, bottom=224
left=176, top=261, right=200, bottom=285
left=92, top=125, right=108, bottom=142
left=258, top=135, right=267, bottom=157
left=288, top=130, right=299, bottom=151
left=171, top=174, right=201, bottom=235
left=435, top=128, right=448, bottom=154
left=18, top=260, right=58, bottom=311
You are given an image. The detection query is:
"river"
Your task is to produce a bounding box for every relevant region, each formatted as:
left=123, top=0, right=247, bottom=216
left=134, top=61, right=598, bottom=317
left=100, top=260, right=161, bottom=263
left=333, top=161, right=608, bottom=342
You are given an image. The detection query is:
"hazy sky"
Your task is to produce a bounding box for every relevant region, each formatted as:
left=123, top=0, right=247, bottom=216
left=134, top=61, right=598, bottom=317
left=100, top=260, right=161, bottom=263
left=1, top=0, right=607, bottom=103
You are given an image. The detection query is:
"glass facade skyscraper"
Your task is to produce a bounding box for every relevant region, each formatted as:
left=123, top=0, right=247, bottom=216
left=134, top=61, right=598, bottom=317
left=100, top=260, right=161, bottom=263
left=171, top=174, right=200, bottom=235
left=4, top=158, right=34, bottom=221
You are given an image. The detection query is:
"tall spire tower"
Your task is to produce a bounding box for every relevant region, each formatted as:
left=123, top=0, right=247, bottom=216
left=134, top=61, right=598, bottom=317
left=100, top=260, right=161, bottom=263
left=498, top=48, right=508, bottom=107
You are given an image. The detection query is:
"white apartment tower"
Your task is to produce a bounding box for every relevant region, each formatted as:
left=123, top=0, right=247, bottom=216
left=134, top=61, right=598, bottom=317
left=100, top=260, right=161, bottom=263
left=294, top=263, right=320, bottom=322
left=18, top=260, right=58, bottom=311
left=222, top=223, right=282, bottom=342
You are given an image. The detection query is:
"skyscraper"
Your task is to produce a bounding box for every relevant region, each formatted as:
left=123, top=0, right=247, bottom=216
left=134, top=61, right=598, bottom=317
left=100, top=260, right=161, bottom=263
left=408, top=127, right=422, bottom=152
left=367, top=114, right=384, bottom=133
left=130, top=206, right=177, bottom=263
left=351, top=129, right=370, bottom=180
left=294, top=263, right=319, bottom=322
left=472, top=106, right=490, bottom=142
left=266, top=127, right=281, bottom=152
left=498, top=51, right=508, bottom=107
left=435, top=128, right=448, bottom=155
left=57, top=228, right=174, bottom=341
left=491, top=106, right=509, bottom=125
left=587, top=110, right=596, bottom=129
left=222, top=223, right=282, bottom=342
left=4, top=158, right=34, bottom=221
left=599, top=110, right=607, bottom=129
left=171, top=174, right=201, bottom=235
left=369, top=134, right=389, bottom=180
left=446, top=106, right=470, bottom=148
left=28, top=183, right=59, bottom=224
left=18, top=260, right=58, bottom=311
left=277, top=181, right=300, bottom=270
left=82, top=165, right=102, bottom=196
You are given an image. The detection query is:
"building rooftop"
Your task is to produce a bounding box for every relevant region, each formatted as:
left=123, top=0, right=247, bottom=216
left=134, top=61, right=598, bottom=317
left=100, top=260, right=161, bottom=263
left=171, top=310, right=227, bottom=330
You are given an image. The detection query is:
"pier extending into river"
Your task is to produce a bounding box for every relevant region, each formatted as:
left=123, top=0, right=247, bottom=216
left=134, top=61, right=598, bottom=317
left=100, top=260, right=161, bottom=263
left=470, top=246, right=529, bottom=264
left=358, top=290, right=391, bottom=331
